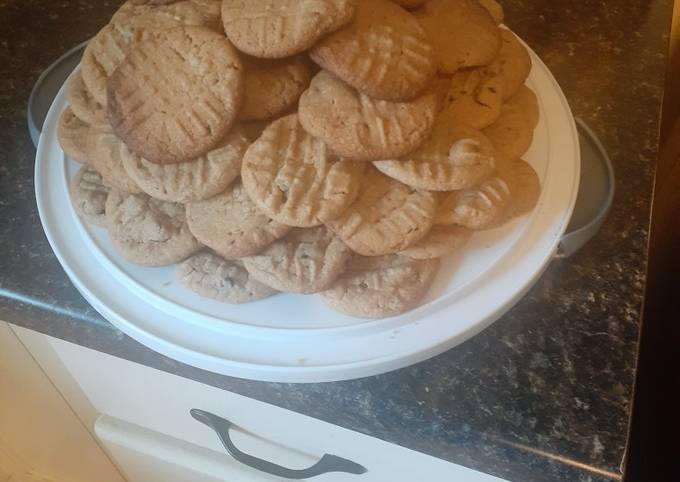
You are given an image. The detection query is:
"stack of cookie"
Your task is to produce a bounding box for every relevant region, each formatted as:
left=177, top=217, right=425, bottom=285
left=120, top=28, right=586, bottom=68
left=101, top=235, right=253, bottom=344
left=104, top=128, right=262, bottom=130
left=59, top=0, right=541, bottom=320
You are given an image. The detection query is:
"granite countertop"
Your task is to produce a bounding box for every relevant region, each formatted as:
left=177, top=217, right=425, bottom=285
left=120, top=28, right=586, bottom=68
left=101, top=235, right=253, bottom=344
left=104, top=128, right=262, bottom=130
left=0, top=1, right=671, bottom=481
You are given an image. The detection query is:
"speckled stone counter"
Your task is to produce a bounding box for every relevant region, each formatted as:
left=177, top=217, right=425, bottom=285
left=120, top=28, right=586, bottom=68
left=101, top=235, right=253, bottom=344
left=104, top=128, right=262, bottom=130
left=0, top=1, right=671, bottom=481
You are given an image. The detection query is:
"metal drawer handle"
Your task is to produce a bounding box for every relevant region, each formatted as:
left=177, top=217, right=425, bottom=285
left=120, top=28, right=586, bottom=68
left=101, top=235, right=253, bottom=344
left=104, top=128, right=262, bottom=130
left=190, top=409, right=367, bottom=479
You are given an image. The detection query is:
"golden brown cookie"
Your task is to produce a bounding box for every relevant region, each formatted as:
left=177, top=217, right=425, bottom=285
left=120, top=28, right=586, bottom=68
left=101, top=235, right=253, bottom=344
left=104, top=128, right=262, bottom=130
left=373, top=122, right=498, bottom=191
left=483, top=29, right=532, bottom=100
left=415, top=0, right=501, bottom=74
left=69, top=166, right=110, bottom=227
left=242, top=227, right=353, bottom=294
left=310, top=0, right=436, bottom=101
left=238, top=55, right=312, bottom=122
left=177, top=252, right=277, bottom=303
left=83, top=2, right=221, bottom=106
left=435, top=176, right=512, bottom=229
left=483, top=85, right=539, bottom=160
left=476, top=0, right=504, bottom=24
left=86, top=113, right=142, bottom=193
left=81, top=22, right=135, bottom=106
left=113, top=0, right=221, bottom=33
left=66, top=71, right=102, bottom=124
left=121, top=129, right=249, bottom=203
left=186, top=182, right=292, bottom=258
left=326, top=166, right=437, bottom=256
left=221, top=0, right=355, bottom=58
left=400, top=224, right=472, bottom=260
left=507, top=159, right=541, bottom=217
left=319, top=255, right=440, bottom=319
left=435, top=157, right=541, bottom=229
left=107, top=26, right=243, bottom=165
left=105, top=189, right=201, bottom=266
left=241, top=114, right=366, bottom=227
left=439, top=68, right=505, bottom=130
left=57, top=107, right=89, bottom=164
left=298, top=71, right=438, bottom=162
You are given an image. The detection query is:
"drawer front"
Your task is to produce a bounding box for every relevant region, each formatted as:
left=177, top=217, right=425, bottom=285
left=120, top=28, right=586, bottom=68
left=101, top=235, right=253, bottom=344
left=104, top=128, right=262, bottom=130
left=36, top=333, right=506, bottom=482
left=95, top=415, right=278, bottom=482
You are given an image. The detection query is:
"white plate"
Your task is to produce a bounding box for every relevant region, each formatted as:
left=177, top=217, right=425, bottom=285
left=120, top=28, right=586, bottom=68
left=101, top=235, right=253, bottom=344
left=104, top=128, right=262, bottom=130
left=35, top=38, right=579, bottom=383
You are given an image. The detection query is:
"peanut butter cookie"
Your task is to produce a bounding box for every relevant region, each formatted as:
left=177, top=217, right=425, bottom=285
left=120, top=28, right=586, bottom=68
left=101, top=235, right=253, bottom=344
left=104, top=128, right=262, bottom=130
left=320, top=254, right=439, bottom=319
left=415, top=0, right=501, bottom=74
left=326, top=166, right=437, bottom=256
left=243, top=227, right=352, bottom=293
left=241, top=114, right=365, bottom=227
left=310, top=0, right=436, bottom=101
left=105, top=189, right=201, bottom=266
left=298, top=71, right=437, bottom=162
left=121, top=129, right=249, bottom=203
left=221, top=0, right=355, bottom=58
left=186, top=182, right=291, bottom=258
left=177, top=252, right=277, bottom=303
left=107, top=26, right=243, bottom=164
left=373, top=123, right=498, bottom=191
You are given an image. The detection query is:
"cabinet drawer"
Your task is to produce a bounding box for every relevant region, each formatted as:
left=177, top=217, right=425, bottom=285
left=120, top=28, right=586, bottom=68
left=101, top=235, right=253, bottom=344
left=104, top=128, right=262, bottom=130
left=38, top=333, right=505, bottom=482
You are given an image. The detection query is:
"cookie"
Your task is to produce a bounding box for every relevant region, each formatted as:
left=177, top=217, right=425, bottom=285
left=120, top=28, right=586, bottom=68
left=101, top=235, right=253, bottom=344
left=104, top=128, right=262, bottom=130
left=81, top=22, right=136, bottom=106
left=105, top=189, right=201, bottom=266
left=221, top=0, right=355, bottom=58
left=439, top=68, right=505, bottom=130
left=476, top=0, right=504, bottom=24
left=482, top=29, right=532, bottom=100
left=66, top=71, right=103, bottom=124
left=121, top=129, right=249, bottom=203
left=435, top=176, right=512, bottom=229
left=242, top=227, right=352, bottom=294
left=483, top=85, right=539, bottom=160
left=310, top=0, right=436, bottom=101
left=507, top=159, right=541, bottom=217
left=177, top=252, right=277, bottom=303
left=107, top=26, right=243, bottom=165
left=392, top=0, right=428, bottom=8
left=186, top=182, right=291, bottom=258
left=326, top=166, right=437, bottom=256
left=241, top=114, right=366, bottom=227
left=238, top=55, right=312, bottom=122
left=69, top=166, right=110, bottom=227
left=436, top=156, right=541, bottom=229
left=298, top=71, right=438, bottom=162
left=113, top=0, right=221, bottom=33
left=57, top=107, right=89, bottom=164
left=415, top=0, right=501, bottom=74
left=400, top=224, right=472, bottom=260
left=373, top=122, right=498, bottom=191
left=319, top=254, right=440, bottom=319
left=86, top=113, right=142, bottom=193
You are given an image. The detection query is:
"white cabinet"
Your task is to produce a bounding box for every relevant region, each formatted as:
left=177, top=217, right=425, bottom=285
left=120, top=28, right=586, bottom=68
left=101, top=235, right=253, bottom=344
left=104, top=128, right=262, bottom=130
left=0, top=322, right=124, bottom=482
left=12, top=325, right=507, bottom=482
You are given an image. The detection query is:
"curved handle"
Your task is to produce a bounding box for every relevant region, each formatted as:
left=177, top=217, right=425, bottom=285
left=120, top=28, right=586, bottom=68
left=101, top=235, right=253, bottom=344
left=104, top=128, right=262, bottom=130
left=190, top=409, right=367, bottom=479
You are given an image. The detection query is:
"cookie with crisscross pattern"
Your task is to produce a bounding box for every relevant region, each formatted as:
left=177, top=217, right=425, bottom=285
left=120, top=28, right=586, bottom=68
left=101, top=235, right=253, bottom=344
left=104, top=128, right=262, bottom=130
left=310, top=0, right=436, bottom=101
left=241, top=114, right=365, bottom=227
left=326, top=166, right=437, bottom=256
left=107, top=26, right=243, bottom=164
left=222, top=0, right=355, bottom=58
left=298, top=71, right=437, bottom=162
left=320, top=254, right=440, bottom=319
